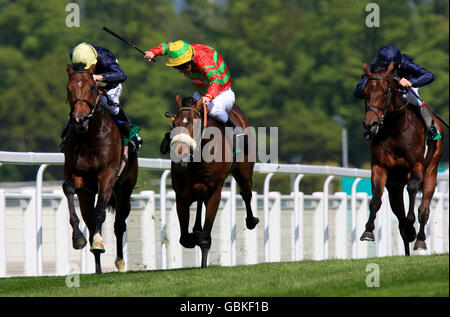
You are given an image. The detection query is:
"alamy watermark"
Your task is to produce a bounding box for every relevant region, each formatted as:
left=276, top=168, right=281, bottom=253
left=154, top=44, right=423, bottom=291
left=169, top=120, right=278, bottom=164
left=65, top=3, right=80, bottom=28
left=365, top=3, right=380, bottom=27
left=65, top=263, right=80, bottom=288
left=365, top=263, right=380, bottom=287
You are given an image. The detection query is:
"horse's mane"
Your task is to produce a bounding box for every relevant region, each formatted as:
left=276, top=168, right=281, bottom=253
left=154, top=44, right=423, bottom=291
left=70, top=62, right=87, bottom=72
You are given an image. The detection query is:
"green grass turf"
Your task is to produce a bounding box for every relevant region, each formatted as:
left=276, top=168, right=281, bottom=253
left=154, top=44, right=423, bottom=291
left=0, top=254, right=447, bottom=297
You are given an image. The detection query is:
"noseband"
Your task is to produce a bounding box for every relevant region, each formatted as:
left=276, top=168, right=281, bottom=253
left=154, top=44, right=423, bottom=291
left=68, top=70, right=100, bottom=119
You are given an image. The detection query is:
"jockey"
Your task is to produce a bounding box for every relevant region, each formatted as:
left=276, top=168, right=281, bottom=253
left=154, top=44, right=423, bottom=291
left=61, top=42, right=142, bottom=152
left=144, top=40, right=246, bottom=154
left=354, top=44, right=441, bottom=141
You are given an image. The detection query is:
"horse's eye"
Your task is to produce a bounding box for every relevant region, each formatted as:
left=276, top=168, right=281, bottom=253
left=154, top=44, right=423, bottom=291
left=383, top=90, right=389, bottom=96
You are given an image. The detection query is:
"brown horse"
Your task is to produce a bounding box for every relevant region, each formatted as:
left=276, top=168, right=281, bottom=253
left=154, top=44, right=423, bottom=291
left=63, top=63, right=138, bottom=273
left=169, top=94, right=259, bottom=268
left=360, top=62, right=444, bottom=255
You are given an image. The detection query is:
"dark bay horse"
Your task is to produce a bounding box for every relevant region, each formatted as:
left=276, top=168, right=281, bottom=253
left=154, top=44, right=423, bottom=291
left=360, top=62, right=443, bottom=255
left=63, top=63, right=138, bottom=273
left=169, top=94, right=259, bottom=268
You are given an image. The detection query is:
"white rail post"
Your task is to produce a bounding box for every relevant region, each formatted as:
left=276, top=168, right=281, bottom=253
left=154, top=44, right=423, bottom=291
left=0, top=189, right=6, bottom=277
left=166, top=191, right=182, bottom=269
left=312, top=192, right=324, bottom=261
left=36, top=164, right=48, bottom=276
left=334, top=192, right=348, bottom=259
left=263, top=173, right=273, bottom=262
left=23, top=189, right=37, bottom=276
left=323, top=175, right=335, bottom=259
left=53, top=189, right=69, bottom=276
left=430, top=192, right=444, bottom=254
left=230, top=178, right=236, bottom=266
left=356, top=192, right=369, bottom=258
left=140, top=191, right=156, bottom=270
left=160, top=170, right=170, bottom=270
left=351, top=177, right=362, bottom=259
left=376, top=191, right=391, bottom=257
left=268, top=192, right=281, bottom=262
left=293, top=174, right=304, bottom=261
left=217, top=191, right=232, bottom=266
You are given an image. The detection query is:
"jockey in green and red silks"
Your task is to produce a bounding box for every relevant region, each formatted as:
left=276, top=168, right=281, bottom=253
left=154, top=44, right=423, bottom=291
left=145, top=40, right=245, bottom=155
left=354, top=45, right=441, bottom=141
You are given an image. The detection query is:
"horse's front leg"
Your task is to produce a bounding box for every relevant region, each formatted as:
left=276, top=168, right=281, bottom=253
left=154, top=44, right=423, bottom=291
left=198, top=187, right=222, bottom=268
left=63, top=176, right=87, bottom=249
left=90, top=169, right=116, bottom=273
left=176, top=197, right=196, bottom=248
left=361, top=165, right=387, bottom=241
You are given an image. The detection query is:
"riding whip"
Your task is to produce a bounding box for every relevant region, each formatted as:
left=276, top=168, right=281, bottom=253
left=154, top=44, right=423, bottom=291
left=102, top=26, right=147, bottom=56
left=393, top=75, right=449, bottom=129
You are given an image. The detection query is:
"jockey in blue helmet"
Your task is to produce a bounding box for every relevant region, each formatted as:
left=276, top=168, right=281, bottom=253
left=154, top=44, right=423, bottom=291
left=354, top=45, right=441, bottom=141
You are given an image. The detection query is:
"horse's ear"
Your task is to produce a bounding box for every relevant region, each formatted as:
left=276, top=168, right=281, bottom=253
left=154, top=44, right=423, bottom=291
left=66, top=64, right=74, bottom=76
left=386, top=61, right=394, bottom=75
left=175, top=93, right=182, bottom=109
left=362, top=63, right=371, bottom=76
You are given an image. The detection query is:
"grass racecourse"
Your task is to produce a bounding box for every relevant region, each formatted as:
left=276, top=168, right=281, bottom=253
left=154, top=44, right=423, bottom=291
left=0, top=254, right=447, bottom=297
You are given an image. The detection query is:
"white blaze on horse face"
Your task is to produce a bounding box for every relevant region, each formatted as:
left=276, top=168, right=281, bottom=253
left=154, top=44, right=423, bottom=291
left=183, top=117, right=188, bottom=124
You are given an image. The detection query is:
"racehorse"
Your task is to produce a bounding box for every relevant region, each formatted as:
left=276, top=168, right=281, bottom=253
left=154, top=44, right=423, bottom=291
left=169, top=94, right=259, bottom=268
left=63, top=63, right=138, bottom=273
left=360, top=61, right=443, bottom=255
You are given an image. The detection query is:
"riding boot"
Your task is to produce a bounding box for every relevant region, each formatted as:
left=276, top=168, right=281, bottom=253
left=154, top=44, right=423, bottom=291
left=418, top=104, right=442, bottom=141
left=225, top=117, right=248, bottom=154
left=112, top=107, right=143, bottom=152
left=160, top=131, right=171, bottom=155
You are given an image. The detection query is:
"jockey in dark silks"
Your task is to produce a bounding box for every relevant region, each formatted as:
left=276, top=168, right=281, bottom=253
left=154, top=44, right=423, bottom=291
left=354, top=45, right=441, bottom=141
left=61, top=42, right=142, bottom=152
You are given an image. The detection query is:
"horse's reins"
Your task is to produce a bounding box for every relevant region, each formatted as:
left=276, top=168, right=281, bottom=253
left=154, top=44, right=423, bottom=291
left=68, top=70, right=100, bottom=119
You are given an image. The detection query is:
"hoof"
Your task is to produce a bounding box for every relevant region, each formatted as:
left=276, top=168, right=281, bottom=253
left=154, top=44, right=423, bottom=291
left=180, top=234, right=197, bottom=248
left=115, top=258, right=125, bottom=272
left=90, top=241, right=105, bottom=254
left=72, top=235, right=87, bottom=250
left=414, top=240, right=427, bottom=250
left=246, top=217, right=259, bottom=230
left=360, top=231, right=375, bottom=242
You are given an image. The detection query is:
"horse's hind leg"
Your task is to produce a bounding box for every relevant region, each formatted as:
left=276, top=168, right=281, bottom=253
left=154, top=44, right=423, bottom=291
left=361, top=165, right=387, bottom=241
left=113, top=188, right=132, bottom=272
left=415, top=166, right=439, bottom=250
left=63, top=178, right=87, bottom=249
left=232, top=164, right=259, bottom=230
left=387, top=185, right=413, bottom=256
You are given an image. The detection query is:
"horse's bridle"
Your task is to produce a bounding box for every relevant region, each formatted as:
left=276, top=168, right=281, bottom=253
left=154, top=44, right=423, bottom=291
left=365, top=75, right=410, bottom=128
left=67, top=70, right=100, bottom=120
left=365, top=76, right=393, bottom=127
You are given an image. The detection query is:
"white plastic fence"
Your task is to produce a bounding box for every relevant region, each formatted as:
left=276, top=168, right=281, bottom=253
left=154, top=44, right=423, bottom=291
left=0, top=151, right=448, bottom=277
